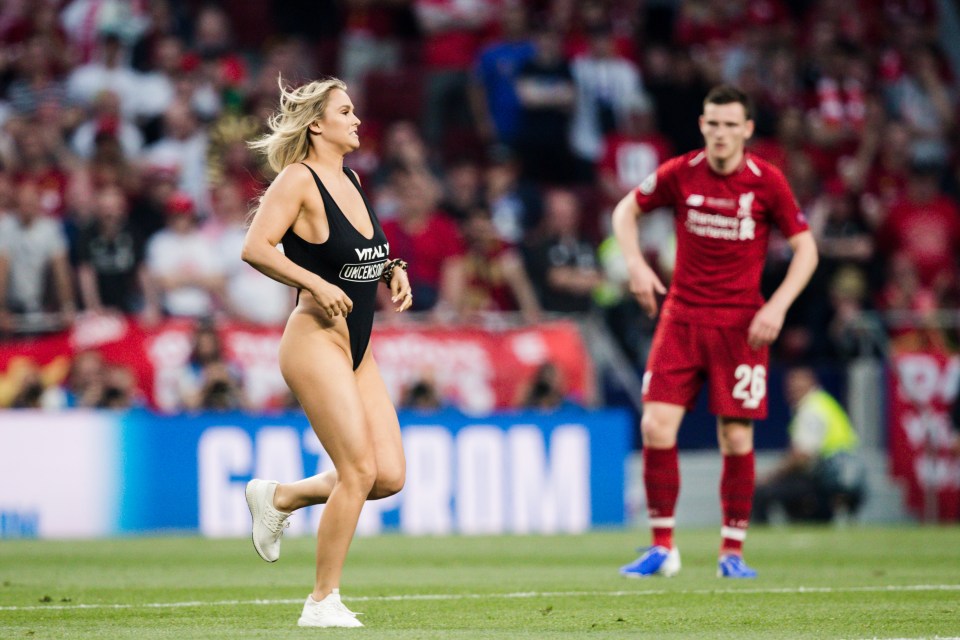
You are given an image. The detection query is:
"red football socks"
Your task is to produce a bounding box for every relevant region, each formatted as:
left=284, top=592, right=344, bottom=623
left=643, top=446, right=680, bottom=549
left=720, top=451, right=755, bottom=555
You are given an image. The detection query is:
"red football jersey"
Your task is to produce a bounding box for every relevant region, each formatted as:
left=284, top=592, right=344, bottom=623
left=633, top=150, right=808, bottom=327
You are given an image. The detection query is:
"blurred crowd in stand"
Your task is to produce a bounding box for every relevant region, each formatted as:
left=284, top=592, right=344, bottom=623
left=1, top=0, right=959, bottom=411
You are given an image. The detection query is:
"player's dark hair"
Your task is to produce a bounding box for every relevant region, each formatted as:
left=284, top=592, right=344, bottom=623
left=703, top=85, right=755, bottom=121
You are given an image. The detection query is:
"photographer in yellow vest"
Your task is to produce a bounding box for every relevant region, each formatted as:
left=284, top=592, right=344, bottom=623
left=753, top=367, right=866, bottom=524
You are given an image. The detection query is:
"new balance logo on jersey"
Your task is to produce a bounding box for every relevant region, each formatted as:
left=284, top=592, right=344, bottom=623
left=340, top=261, right=385, bottom=282
left=355, top=243, right=388, bottom=261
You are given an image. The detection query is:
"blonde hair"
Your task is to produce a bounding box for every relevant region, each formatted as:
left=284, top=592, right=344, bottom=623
left=249, top=75, right=348, bottom=174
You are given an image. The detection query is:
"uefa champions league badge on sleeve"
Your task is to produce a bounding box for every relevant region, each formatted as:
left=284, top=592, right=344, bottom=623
left=640, top=172, right=657, bottom=195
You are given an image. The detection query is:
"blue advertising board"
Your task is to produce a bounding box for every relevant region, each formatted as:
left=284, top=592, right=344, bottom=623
left=0, top=408, right=632, bottom=539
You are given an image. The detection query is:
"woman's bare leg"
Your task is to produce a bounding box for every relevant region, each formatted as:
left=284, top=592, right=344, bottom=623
left=274, top=471, right=338, bottom=512
left=354, top=353, right=405, bottom=500
left=273, top=354, right=406, bottom=511
left=279, top=320, right=376, bottom=600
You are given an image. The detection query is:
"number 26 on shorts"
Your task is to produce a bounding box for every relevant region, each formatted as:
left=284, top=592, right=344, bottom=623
left=732, top=364, right=766, bottom=409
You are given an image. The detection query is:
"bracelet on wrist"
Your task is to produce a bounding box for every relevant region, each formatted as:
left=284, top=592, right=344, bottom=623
left=381, top=258, right=408, bottom=285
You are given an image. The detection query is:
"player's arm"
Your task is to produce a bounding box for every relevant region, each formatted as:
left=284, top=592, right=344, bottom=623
left=241, top=165, right=352, bottom=317
left=747, top=230, right=818, bottom=349
left=611, top=190, right=666, bottom=318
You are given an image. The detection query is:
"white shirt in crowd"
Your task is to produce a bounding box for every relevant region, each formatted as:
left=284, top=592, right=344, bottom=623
left=216, top=225, right=293, bottom=325
left=146, top=228, right=223, bottom=317
left=67, top=61, right=142, bottom=116
left=143, top=134, right=210, bottom=214
left=0, top=214, right=68, bottom=312
left=569, top=55, right=645, bottom=162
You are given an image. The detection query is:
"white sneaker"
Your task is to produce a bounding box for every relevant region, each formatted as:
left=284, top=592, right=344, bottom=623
left=245, top=479, right=291, bottom=562
left=297, top=590, right=364, bottom=628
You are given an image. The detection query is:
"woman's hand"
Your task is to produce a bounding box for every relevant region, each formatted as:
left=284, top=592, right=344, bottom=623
left=310, top=278, right=353, bottom=318
left=389, top=268, right=414, bottom=312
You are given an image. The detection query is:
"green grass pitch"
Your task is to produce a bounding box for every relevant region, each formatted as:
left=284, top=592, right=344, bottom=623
left=2, top=526, right=958, bottom=639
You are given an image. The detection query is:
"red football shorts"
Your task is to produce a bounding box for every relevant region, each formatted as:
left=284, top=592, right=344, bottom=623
left=642, top=318, right=769, bottom=420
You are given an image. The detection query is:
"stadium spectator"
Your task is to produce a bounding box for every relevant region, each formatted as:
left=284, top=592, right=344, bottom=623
left=817, top=266, right=886, bottom=361
left=0, top=173, right=14, bottom=217
left=400, top=372, right=445, bottom=411
left=0, top=180, right=75, bottom=335
left=612, top=85, right=818, bottom=579
left=568, top=23, right=647, bottom=181
left=205, top=180, right=292, bottom=325
left=98, top=364, right=142, bottom=409
left=470, top=3, right=534, bottom=147
left=380, top=168, right=465, bottom=310
left=643, top=45, right=711, bottom=154
left=519, top=361, right=577, bottom=411
left=70, top=89, right=143, bottom=161
left=439, top=156, right=485, bottom=222
left=753, top=367, right=866, bottom=523
left=883, top=44, right=954, bottom=165
left=875, top=160, right=960, bottom=300
left=0, top=2, right=73, bottom=76
left=5, top=35, right=71, bottom=118
left=803, top=41, right=870, bottom=165
left=59, top=0, right=150, bottom=62
left=190, top=4, right=247, bottom=115
left=129, top=1, right=184, bottom=73
left=754, top=47, right=804, bottom=116
left=143, top=192, right=224, bottom=319
left=523, top=188, right=603, bottom=313
left=596, top=93, right=673, bottom=210
left=748, top=106, right=811, bottom=177
left=7, top=361, right=50, bottom=409
left=9, top=125, right=71, bottom=219
left=75, top=184, right=148, bottom=316
left=129, top=165, right=179, bottom=240
left=841, top=107, right=911, bottom=213
left=878, top=252, right=950, bottom=352
left=800, top=180, right=877, bottom=359
left=142, top=100, right=210, bottom=213
left=559, top=0, right=639, bottom=63
left=513, top=24, right=576, bottom=184
left=61, top=350, right=107, bottom=408
left=369, top=120, right=444, bottom=193
left=437, top=206, right=541, bottom=323
left=413, top=0, right=497, bottom=150
left=484, top=145, right=542, bottom=243
left=132, top=33, right=181, bottom=127
left=174, top=321, right=244, bottom=412
left=194, top=361, right=245, bottom=411
left=66, top=30, right=141, bottom=117
left=336, top=1, right=405, bottom=99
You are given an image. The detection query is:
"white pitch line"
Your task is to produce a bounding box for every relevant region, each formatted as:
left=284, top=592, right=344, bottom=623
left=2, top=584, right=959, bottom=613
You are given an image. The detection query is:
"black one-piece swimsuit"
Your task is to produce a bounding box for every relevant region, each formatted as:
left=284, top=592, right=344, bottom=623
left=281, top=164, right=389, bottom=370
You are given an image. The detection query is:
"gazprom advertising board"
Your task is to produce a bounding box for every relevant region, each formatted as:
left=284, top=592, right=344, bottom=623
left=0, top=408, right=631, bottom=539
